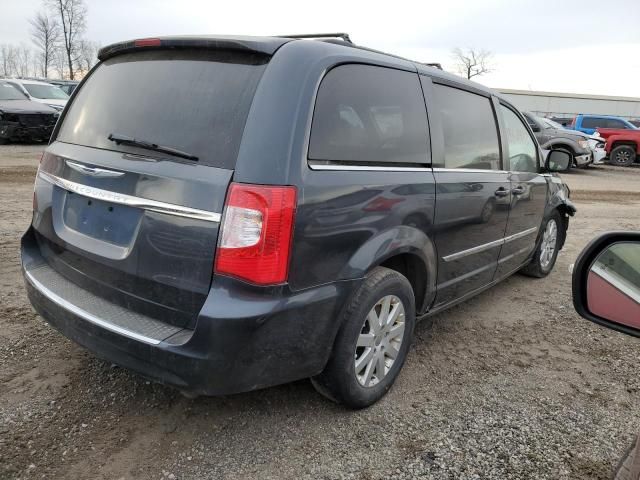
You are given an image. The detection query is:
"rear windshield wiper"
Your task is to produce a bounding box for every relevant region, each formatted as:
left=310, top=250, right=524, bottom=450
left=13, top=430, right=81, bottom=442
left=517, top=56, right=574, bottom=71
left=108, top=133, right=199, bottom=161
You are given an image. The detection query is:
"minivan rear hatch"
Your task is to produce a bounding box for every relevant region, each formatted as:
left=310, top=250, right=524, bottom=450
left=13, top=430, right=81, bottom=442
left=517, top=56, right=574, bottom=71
left=30, top=44, right=275, bottom=329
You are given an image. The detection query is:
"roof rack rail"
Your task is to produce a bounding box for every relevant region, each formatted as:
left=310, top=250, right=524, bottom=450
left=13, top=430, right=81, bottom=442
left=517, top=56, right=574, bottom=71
left=423, top=62, right=443, bottom=70
left=281, top=33, right=353, bottom=44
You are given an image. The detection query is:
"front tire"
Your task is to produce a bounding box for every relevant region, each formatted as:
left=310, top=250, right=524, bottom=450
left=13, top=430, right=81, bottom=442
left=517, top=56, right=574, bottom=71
left=609, top=145, right=636, bottom=167
left=520, top=211, right=564, bottom=278
left=311, top=267, right=415, bottom=408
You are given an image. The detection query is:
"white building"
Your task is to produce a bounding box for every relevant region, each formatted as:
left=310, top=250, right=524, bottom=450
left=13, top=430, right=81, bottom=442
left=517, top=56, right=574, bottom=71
left=495, top=88, right=640, bottom=122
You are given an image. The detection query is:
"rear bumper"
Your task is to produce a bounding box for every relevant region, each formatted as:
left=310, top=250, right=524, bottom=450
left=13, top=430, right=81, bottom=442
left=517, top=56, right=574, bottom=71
left=0, top=121, right=53, bottom=142
left=21, top=228, right=358, bottom=395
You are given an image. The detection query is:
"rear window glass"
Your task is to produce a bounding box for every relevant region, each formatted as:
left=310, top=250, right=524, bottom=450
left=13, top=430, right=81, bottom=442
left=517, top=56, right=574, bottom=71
left=308, top=64, right=429, bottom=167
left=56, top=50, right=268, bottom=169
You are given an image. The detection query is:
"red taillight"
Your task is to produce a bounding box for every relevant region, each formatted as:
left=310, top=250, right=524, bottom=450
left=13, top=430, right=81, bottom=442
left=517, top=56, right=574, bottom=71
left=134, top=38, right=161, bottom=47
left=214, top=183, right=297, bottom=285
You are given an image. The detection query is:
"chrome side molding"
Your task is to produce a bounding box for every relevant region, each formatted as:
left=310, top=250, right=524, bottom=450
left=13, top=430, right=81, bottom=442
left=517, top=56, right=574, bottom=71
left=443, top=227, right=538, bottom=262
left=38, top=170, right=221, bottom=223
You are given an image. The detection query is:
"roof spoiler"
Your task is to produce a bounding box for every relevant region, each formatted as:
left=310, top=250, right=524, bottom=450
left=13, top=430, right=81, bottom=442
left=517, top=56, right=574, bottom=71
left=97, top=36, right=289, bottom=62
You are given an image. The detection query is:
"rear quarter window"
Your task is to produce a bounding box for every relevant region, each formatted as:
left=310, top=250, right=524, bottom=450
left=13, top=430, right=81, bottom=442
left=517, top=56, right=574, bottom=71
left=56, top=50, right=268, bottom=169
left=308, top=64, right=429, bottom=167
left=432, top=84, right=501, bottom=170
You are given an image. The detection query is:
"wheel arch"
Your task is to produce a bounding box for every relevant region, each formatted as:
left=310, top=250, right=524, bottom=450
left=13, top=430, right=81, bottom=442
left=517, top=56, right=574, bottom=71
left=340, top=226, right=437, bottom=314
left=541, top=139, right=578, bottom=155
left=611, top=140, right=639, bottom=153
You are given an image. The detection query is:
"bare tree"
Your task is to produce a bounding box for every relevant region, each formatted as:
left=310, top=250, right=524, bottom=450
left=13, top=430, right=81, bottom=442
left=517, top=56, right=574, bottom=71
left=30, top=11, right=60, bottom=77
left=451, top=47, right=493, bottom=80
left=16, top=44, right=32, bottom=77
left=76, top=39, right=99, bottom=76
left=0, top=44, right=18, bottom=77
left=52, top=48, right=66, bottom=79
left=46, top=0, right=86, bottom=80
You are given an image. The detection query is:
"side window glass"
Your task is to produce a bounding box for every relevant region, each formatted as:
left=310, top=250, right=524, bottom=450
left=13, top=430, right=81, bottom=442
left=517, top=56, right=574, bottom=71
left=582, top=117, right=599, bottom=129
left=432, top=84, right=500, bottom=170
left=500, top=106, right=539, bottom=173
left=308, top=64, right=429, bottom=166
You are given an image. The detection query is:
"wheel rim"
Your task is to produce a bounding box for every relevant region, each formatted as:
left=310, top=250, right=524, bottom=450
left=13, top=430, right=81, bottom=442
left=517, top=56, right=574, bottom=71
left=354, top=295, right=406, bottom=387
left=539, top=219, right=558, bottom=269
left=615, top=150, right=631, bottom=164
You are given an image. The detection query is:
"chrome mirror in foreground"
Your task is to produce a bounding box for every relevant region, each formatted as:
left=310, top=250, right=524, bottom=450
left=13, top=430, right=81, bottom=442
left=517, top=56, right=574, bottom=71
left=572, top=232, right=640, bottom=337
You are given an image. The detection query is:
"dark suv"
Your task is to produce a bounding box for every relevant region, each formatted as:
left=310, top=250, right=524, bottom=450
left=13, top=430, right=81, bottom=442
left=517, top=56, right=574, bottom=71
left=21, top=35, right=575, bottom=408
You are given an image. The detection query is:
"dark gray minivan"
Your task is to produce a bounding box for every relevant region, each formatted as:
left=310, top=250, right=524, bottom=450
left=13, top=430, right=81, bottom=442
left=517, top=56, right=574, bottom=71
left=21, top=35, right=575, bottom=408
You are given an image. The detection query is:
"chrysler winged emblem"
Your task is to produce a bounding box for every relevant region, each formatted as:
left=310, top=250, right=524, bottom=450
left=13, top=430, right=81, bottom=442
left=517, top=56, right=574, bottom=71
left=65, top=160, right=125, bottom=178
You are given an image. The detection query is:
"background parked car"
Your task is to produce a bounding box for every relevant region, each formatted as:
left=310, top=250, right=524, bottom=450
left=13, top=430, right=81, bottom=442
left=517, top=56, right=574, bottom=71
left=48, top=79, right=80, bottom=96
left=596, top=128, right=640, bottom=166
left=5, top=78, right=69, bottom=111
left=569, top=114, right=638, bottom=135
left=523, top=112, right=593, bottom=168
left=0, top=80, right=59, bottom=143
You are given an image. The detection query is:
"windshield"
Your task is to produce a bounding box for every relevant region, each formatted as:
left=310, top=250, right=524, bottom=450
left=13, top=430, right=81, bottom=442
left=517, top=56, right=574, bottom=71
left=23, top=83, right=69, bottom=100
left=0, top=82, right=28, bottom=100
left=537, top=116, right=565, bottom=130
left=57, top=49, right=268, bottom=168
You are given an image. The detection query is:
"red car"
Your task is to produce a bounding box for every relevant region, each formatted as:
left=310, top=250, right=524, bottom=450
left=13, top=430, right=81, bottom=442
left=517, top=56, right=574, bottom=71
left=596, top=128, right=640, bottom=166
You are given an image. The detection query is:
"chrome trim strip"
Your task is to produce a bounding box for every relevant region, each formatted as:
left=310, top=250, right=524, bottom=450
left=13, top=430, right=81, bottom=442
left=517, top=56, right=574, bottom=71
left=308, top=163, right=431, bottom=172
left=442, top=238, right=504, bottom=262
left=504, top=227, right=538, bottom=243
left=38, top=171, right=221, bottom=223
left=24, top=268, right=162, bottom=345
left=66, top=160, right=125, bottom=178
left=442, top=227, right=538, bottom=262
left=432, top=168, right=510, bottom=174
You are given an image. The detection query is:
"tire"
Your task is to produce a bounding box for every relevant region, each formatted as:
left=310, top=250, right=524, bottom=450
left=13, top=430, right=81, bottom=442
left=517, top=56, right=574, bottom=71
left=520, top=211, right=564, bottom=278
left=311, top=267, right=416, bottom=409
left=0, top=138, right=8, bottom=145
left=613, top=435, right=640, bottom=480
left=609, top=145, right=636, bottom=167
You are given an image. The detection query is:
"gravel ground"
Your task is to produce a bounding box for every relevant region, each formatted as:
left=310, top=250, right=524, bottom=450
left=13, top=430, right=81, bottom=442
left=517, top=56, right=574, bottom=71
left=1, top=145, right=640, bottom=480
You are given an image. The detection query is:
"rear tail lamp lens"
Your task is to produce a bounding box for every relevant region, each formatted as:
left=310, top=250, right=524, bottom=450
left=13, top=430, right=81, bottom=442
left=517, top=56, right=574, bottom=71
left=215, top=183, right=297, bottom=285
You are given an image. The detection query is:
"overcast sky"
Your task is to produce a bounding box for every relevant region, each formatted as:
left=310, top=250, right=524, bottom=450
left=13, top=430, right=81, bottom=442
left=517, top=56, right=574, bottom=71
left=2, top=0, right=639, bottom=96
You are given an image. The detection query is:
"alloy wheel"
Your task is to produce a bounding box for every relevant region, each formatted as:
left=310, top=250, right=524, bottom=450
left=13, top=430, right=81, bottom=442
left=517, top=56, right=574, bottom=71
left=540, top=219, right=558, bottom=269
left=354, top=295, right=406, bottom=387
left=615, top=150, right=632, bottom=164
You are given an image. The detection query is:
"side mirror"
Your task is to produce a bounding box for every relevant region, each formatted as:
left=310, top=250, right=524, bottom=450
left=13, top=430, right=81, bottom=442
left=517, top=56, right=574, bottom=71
left=572, top=232, right=640, bottom=338
left=545, top=150, right=571, bottom=172
left=530, top=124, right=541, bottom=132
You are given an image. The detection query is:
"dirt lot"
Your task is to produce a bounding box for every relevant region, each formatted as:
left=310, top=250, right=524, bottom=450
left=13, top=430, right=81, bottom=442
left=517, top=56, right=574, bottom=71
left=1, top=145, right=640, bottom=480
